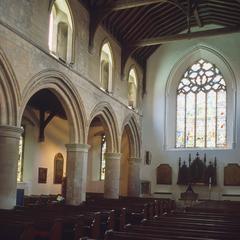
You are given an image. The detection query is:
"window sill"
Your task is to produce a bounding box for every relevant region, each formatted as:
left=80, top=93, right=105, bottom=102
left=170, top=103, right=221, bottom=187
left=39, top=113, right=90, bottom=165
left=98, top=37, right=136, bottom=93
left=128, top=105, right=138, bottom=113
left=49, top=52, right=73, bottom=67
left=99, top=87, right=113, bottom=95
left=165, top=147, right=233, bottom=152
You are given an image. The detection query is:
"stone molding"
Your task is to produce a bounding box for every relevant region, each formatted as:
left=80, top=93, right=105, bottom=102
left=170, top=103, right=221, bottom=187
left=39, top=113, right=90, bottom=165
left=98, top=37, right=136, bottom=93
left=105, top=152, right=121, bottom=160
left=65, top=143, right=90, bottom=152
left=0, top=125, right=23, bottom=138
left=128, top=157, right=141, bottom=163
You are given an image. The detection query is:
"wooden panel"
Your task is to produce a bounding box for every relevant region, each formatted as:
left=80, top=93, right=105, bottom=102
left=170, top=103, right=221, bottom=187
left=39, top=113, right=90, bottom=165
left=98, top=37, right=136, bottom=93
left=156, top=164, right=172, bottom=185
left=224, top=164, right=240, bottom=186
left=38, top=168, right=47, bottom=184
left=141, top=180, right=151, bottom=195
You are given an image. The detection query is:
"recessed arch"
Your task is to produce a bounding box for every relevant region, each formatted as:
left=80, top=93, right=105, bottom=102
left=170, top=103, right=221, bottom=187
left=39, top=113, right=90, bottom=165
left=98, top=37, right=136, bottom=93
left=88, top=102, right=119, bottom=153
left=127, top=66, right=138, bottom=109
left=164, top=45, right=237, bottom=149
left=100, top=40, right=114, bottom=93
left=0, top=48, right=21, bottom=126
left=19, top=70, right=86, bottom=143
left=48, top=0, right=75, bottom=63
left=122, top=114, right=141, bottom=158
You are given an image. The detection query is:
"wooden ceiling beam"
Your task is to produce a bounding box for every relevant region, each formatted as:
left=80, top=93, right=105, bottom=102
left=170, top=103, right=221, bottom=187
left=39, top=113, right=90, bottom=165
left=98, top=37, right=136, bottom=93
left=87, top=0, right=186, bottom=49
left=134, top=25, right=240, bottom=47
left=193, top=5, right=203, bottom=27
left=137, top=5, right=178, bottom=40
left=107, top=0, right=184, bottom=11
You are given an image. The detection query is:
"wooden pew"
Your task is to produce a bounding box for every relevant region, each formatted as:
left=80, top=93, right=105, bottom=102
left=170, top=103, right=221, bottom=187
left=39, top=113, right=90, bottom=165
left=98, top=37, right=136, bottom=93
left=104, top=229, right=223, bottom=240
left=124, top=223, right=240, bottom=240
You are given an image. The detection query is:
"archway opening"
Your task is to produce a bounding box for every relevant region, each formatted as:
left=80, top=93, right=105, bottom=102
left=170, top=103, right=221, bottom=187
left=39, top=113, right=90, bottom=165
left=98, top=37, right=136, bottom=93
left=86, top=116, right=111, bottom=193
left=18, top=89, right=69, bottom=197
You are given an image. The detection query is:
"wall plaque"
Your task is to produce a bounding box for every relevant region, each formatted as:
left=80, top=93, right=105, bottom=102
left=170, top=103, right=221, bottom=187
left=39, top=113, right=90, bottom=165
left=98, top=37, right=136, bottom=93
left=157, top=164, right=172, bottom=185
left=54, top=153, right=64, bottom=184
left=38, top=167, right=47, bottom=183
left=141, top=180, right=151, bottom=195
left=224, top=164, right=240, bottom=186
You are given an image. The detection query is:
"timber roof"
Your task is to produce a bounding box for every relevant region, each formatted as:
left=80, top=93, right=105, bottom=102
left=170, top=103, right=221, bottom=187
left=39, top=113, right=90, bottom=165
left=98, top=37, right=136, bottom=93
left=80, top=0, right=240, bottom=70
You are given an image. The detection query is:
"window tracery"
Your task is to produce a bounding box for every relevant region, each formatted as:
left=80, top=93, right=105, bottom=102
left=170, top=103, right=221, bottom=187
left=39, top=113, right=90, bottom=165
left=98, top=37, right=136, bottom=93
left=176, top=59, right=226, bottom=148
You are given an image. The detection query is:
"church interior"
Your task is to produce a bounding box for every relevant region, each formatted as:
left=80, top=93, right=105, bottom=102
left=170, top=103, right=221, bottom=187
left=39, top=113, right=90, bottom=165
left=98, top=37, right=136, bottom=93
left=1, top=0, right=240, bottom=239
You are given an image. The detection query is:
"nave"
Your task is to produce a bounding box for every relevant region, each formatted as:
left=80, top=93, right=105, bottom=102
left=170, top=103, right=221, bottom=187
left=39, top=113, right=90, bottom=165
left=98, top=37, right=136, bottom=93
left=1, top=195, right=240, bottom=240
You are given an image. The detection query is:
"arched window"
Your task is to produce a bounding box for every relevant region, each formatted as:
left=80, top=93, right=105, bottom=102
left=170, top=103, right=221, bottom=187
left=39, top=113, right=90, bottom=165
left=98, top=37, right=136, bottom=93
left=176, top=59, right=226, bottom=148
left=48, top=0, right=73, bottom=63
left=100, top=42, right=113, bottom=93
left=17, top=126, right=25, bottom=182
left=100, top=134, right=106, bottom=180
left=128, top=68, right=138, bottom=109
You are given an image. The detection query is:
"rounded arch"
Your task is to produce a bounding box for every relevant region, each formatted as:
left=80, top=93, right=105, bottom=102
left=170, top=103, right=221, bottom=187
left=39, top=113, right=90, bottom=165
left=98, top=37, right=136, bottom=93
left=99, top=39, right=115, bottom=67
left=88, top=102, right=119, bottom=153
left=165, top=45, right=237, bottom=149
left=122, top=114, right=141, bottom=158
left=127, top=65, right=139, bottom=84
left=0, top=48, right=21, bottom=126
left=48, top=0, right=75, bottom=63
left=99, top=39, right=115, bottom=92
left=19, top=70, right=86, bottom=143
left=127, top=65, right=139, bottom=109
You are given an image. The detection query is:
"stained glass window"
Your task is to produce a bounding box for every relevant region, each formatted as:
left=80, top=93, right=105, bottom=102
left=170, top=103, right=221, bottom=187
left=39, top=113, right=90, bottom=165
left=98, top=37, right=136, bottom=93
left=100, top=134, right=106, bottom=180
left=176, top=59, right=226, bottom=148
left=17, top=126, right=25, bottom=182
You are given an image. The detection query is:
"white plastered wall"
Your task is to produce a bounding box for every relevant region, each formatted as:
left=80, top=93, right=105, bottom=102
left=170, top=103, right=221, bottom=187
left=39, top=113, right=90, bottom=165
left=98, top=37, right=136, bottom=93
left=20, top=112, right=68, bottom=195
left=142, top=31, right=240, bottom=201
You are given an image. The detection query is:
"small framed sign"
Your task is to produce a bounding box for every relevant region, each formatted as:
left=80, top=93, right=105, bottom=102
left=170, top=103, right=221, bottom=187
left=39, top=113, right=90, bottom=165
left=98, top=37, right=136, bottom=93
left=38, top=167, right=47, bottom=183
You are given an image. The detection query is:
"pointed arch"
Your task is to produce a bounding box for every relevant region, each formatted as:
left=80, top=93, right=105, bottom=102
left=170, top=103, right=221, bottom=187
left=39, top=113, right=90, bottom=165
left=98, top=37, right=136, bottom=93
left=0, top=48, right=21, bottom=126
left=88, top=102, right=119, bottom=153
left=122, top=114, right=141, bottom=158
left=165, top=45, right=237, bottom=149
left=19, top=70, right=86, bottom=143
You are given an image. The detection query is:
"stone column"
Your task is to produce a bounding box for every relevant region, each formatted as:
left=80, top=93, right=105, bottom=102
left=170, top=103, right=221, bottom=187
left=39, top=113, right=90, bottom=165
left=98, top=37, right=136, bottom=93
left=65, top=144, right=89, bottom=205
left=128, top=157, right=141, bottom=197
left=0, top=125, right=23, bottom=209
left=104, top=152, right=121, bottom=199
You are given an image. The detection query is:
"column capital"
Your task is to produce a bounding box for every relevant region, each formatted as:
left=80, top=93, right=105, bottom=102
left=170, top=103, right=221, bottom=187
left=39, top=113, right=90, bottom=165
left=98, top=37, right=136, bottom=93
left=0, top=125, right=23, bottom=139
left=65, top=143, right=90, bottom=152
left=128, top=157, right=142, bottom=163
left=105, top=152, right=121, bottom=160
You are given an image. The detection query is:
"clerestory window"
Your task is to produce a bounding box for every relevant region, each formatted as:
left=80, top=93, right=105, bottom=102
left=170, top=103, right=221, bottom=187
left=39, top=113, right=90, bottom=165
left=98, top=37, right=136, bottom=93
left=128, top=68, right=138, bottom=109
left=100, top=42, right=113, bottom=93
left=48, top=0, right=73, bottom=63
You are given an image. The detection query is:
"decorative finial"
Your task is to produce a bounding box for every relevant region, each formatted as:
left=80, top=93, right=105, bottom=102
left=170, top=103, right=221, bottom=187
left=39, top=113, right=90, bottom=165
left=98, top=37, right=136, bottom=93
left=189, top=153, right=191, bottom=166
